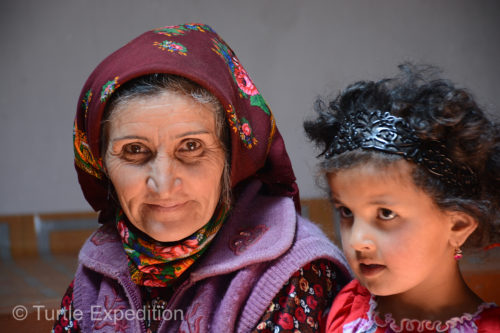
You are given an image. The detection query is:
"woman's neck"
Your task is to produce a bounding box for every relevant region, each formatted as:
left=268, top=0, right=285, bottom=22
left=375, top=266, right=483, bottom=323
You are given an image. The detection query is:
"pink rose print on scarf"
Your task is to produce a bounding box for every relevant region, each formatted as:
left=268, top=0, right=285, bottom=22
left=241, top=122, right=252, bottom=137
left=152, top=238, right=199, bottom=259
left=233, top=58, right=258, bottom=96
left=225, top=105, right=258, bottom=149
left=212, top=38, right=271, bottom=115
left=117, top=220, right=129, bottom=240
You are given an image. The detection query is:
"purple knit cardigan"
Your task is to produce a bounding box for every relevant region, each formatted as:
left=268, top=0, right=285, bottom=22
left=73, top=180, right=350, bottom=332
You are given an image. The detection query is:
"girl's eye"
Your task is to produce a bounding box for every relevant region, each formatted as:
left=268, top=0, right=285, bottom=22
left=378, top=208, right=397, bottom=220
left=338, top=206, right=353, bottom=218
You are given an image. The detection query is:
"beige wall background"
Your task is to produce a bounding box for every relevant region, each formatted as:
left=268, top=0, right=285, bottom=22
left=1, top=0, right=499, bottom=214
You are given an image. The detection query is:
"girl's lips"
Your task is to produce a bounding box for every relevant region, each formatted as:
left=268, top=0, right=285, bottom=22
left=359, top=263, right=385, bottom=277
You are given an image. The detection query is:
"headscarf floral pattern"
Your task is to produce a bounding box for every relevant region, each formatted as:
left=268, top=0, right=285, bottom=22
left=117, top=205, right=228, bottom=287
left=212, top=38, right=271, bottom=115
left=153, top=23, right=214, bottom=36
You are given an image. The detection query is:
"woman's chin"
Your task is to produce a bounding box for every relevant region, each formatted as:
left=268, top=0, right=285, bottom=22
left=138, top=224, right=189, bottom=242
left=134, top=214, right=206, bottom=243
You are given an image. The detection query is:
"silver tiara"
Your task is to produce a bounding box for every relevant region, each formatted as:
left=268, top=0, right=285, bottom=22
left=324, top=109, right=478, bottom=197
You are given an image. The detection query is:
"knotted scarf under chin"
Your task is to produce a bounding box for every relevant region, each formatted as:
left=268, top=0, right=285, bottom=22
left=116, top=205, right=228, bottom=287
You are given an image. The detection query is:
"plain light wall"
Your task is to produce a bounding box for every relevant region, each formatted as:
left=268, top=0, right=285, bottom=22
left=1, top=0, right=499, bottom=214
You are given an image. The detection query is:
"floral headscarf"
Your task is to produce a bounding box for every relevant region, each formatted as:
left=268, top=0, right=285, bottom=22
left=117, top=205, right=228, bottom=287
left=74, top=23, right=299, bottom=286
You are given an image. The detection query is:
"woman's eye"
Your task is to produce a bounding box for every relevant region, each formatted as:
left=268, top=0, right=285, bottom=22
left=121, top=143, right=151, bottom=163
left=124, top=143, right=149, bottom=154
left=185, top=140, right=200, bottom=151
left=378, top=208, right=397, bottom=220
left=338, top=206, right=353, bottom=218
left=178, top=140, right=202, bottom=154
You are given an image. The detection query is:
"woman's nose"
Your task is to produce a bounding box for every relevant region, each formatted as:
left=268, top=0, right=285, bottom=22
left=349, top=218, right=375, bottom=252
left=146, top=155, right=180, bottom=194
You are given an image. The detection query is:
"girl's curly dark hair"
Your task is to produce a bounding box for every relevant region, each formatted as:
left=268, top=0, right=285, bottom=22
left=304, top=63, right=500, bottom=249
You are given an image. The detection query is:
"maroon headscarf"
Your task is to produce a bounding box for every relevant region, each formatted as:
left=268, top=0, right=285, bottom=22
left=73, top=23, right=299, bottom=222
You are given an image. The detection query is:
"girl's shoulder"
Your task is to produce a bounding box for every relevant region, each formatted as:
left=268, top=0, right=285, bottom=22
left=324, top=279, right=377, bottom=332
left=475, top=305, right=500, bottom=331
left=324, top=279, right=500, bottom=333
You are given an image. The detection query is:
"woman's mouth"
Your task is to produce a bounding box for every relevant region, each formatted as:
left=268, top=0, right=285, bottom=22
left=359, top=263, right=385, bottom=277
left=145, top=201, right=188, bottom=212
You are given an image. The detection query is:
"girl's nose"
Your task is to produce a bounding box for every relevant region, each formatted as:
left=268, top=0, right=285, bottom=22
left=349, top=218, right=376, bottom=252
left=146, top=155, right=180, bottom=194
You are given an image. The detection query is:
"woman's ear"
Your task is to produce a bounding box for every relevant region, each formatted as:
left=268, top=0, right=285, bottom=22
left=448, top=211, right=478, bottom=247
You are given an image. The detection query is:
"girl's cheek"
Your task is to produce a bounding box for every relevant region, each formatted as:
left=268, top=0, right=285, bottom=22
left=339, top=226, right=352, bottom=250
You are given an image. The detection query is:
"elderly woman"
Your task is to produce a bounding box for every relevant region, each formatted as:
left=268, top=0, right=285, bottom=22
left=53, top=23, right=350, bottom=332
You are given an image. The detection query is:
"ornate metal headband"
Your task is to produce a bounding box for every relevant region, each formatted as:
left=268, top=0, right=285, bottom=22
left=324, top=109, right=478, bottom=197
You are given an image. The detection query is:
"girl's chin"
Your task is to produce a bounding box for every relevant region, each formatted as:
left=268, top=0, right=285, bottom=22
left=360, top=280, right=400, bottom=297
left=356, top=276, right=393, bottom=296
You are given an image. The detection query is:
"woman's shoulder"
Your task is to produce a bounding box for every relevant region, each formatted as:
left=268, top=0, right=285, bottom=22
left=77, top=222, right=129, bottom=275
left=225, top=181, right=350, bottom=282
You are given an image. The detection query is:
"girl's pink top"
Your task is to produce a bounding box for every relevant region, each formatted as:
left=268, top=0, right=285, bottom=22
left=324, top=279, right=500, bottom=333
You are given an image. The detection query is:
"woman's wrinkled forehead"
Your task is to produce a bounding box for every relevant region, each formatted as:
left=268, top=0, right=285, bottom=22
left=101, top=87, right=223, bottom=151
left=105, top=81, right=218, bottom=124
left=107, top=91, right=214, bottom=126
left=105, top=92, right=220, bottom=144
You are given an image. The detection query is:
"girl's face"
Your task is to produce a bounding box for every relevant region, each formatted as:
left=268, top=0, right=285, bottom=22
left=104, top=92, right=225, bottom=242
left=327, top=160, right=456, bottom=297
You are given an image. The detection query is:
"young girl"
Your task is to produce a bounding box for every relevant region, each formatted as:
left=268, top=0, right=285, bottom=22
left=304, top=64, right=500, bottom=332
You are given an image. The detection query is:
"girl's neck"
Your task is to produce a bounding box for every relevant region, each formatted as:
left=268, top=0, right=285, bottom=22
left=375, top=267, right=483, bottom=323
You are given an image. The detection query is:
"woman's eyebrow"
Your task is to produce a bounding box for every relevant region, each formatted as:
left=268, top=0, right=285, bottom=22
left=174, top=130, right=210, bottom=139
left=111, top=135, right=150, bottom=142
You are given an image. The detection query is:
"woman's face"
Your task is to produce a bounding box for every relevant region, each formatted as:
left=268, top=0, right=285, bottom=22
left=327, top=160, right=456, bottom=299
left=104, top=91, right=225, bottom=242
